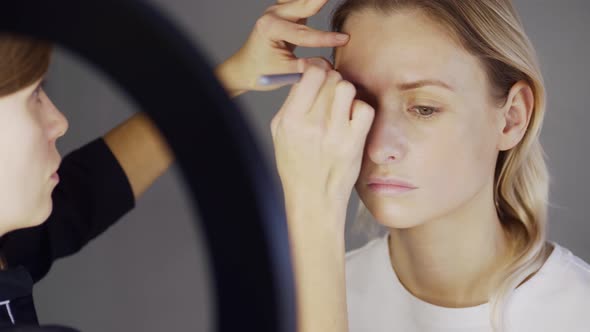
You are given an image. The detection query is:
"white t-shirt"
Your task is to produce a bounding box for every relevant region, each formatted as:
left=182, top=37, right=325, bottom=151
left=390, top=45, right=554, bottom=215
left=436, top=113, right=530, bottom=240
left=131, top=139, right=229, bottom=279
left=345, top=234, right=590, bottom=332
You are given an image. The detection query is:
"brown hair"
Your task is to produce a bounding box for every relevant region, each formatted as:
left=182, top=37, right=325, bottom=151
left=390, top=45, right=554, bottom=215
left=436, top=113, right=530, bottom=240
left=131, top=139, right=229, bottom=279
left=332, top=1, right=549, bottom=330
left=0, top=34, right=52, bottom=97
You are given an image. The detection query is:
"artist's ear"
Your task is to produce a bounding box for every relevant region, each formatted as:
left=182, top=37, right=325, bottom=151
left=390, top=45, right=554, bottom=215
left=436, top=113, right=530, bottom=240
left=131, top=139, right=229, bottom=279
left=497, top=81, right=534, bottom=151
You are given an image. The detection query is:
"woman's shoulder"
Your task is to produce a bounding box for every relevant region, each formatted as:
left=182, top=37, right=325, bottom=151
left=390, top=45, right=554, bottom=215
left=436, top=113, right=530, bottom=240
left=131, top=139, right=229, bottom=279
left=509, top=243, right=590, bottom=330
left=545, top=242, right=590, bottom=283
left=516, top=242, right=590, bottom=297
left=344, top=234, right=390, bottom=286
left=345, top=234, right=388, bottom=266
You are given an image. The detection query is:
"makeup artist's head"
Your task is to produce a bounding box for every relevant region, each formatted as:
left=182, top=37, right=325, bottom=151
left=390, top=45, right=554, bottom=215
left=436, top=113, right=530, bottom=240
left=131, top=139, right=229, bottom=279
left=332, top=0, right=547, bottom=326
left=0, top=35, right=68, bottom=236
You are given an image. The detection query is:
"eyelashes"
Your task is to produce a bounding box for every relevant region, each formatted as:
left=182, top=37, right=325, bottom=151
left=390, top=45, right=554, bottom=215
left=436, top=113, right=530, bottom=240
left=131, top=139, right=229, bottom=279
left=353, top=90, right=443, bottom=120
left=365, top=103, right=442, bottom=120
left=408, top=105, right=441, bottom=119
left=32, top=79, right=47, bottom=100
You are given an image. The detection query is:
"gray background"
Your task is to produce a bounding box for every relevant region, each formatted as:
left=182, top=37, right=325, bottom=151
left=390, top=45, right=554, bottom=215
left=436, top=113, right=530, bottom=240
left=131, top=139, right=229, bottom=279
left=33, top=0, right=590, bottom=331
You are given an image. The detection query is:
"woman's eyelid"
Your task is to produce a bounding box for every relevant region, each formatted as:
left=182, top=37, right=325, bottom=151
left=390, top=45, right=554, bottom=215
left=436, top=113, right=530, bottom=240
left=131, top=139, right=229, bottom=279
left=346, top=84, right=446, bottom=117
left=407, top=94, right=445, bottom=110
left=404, top=93, right=443, bottom=117
left=407, top=105, right=441, bottom=119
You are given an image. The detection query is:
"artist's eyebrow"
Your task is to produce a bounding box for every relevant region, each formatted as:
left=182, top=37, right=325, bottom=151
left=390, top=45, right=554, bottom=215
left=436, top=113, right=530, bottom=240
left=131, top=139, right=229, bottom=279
left=35, top=79, right=46, bottom=90
left=30, top=76, right=46, bottom=92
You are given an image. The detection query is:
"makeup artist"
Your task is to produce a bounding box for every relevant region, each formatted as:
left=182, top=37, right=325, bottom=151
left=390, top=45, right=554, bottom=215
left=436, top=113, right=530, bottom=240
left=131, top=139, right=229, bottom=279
left=0, top=0, right=345, bottom=328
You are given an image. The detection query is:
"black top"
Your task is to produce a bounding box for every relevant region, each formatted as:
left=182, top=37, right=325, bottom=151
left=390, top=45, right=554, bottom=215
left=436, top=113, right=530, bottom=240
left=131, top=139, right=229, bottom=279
left=0, top=138, right=135, bottom=329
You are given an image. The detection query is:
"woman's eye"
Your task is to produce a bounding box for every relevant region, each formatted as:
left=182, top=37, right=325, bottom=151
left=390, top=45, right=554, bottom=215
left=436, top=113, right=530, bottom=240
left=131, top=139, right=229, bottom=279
left=410, top=106, right=439, bottom=118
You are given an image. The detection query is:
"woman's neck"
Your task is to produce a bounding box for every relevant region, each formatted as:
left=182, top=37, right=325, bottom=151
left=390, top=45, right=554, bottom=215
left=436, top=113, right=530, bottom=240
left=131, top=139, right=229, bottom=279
left=387, top=181, right=511, bottom=308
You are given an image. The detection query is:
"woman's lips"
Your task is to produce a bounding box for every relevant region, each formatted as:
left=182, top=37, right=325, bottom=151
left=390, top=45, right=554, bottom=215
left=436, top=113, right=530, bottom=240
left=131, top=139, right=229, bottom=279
left=366, top=178, right=417, bottom=196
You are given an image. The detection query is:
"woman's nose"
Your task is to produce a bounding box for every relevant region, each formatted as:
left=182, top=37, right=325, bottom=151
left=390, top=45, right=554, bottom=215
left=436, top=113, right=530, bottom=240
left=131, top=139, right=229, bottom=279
left=365, top=111, right=408, bottom=164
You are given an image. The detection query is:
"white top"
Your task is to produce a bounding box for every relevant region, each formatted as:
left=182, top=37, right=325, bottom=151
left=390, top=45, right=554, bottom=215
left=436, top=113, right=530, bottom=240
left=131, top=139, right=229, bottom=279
left=345, top=234, right=590, bottom=332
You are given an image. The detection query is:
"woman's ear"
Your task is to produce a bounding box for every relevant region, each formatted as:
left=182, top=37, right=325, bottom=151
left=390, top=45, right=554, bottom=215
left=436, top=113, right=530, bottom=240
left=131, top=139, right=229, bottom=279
left=498, top=81, right=534, bottom=151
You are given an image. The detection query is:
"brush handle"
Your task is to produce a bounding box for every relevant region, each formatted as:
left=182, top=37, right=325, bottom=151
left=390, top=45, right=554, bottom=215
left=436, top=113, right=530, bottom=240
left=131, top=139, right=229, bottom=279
left=258, top=73, right=303, bottom=86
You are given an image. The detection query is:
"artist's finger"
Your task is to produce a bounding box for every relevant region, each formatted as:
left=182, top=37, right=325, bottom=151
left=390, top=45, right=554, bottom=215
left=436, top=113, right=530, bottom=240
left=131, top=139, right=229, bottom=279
left=308, top=70, right=342, bottom=121
left=350, top=100, right=375, bottom=136
left=330, top=80, right=357, bottom=127
left=299, top=56, right=333, bottom=72
left=282, top=66, right=328, bottom=118
left=256, top=14, right=349, bottom=48
left=272, top=0, right=329, bottom=21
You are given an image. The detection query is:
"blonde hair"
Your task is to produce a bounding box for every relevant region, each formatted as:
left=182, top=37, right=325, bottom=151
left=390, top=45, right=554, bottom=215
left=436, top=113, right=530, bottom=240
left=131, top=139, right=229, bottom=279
left=332, top=0, right=550, bottom=330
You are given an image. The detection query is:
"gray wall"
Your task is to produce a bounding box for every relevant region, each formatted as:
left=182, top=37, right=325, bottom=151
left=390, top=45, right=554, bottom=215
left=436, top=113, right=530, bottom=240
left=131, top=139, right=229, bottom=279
left=34, top=0, right=590, bottom=331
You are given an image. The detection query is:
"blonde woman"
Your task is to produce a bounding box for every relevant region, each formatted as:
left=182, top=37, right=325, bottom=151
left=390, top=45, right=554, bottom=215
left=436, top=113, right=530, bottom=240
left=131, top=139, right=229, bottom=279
left=271, top=0, right=590, bottom=331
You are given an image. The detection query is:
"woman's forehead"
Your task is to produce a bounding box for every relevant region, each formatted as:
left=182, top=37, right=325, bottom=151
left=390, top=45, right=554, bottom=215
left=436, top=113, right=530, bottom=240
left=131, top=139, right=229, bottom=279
left=335, top=10, right=484, bottom=93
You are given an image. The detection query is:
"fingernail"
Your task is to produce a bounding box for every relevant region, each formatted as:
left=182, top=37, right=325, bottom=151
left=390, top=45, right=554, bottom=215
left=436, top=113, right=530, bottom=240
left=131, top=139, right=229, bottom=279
left=336, top=34, right=349, bottom=41
left=307, top=58, right=331, bottom=70
left=308, top=58, right=325, bottom=67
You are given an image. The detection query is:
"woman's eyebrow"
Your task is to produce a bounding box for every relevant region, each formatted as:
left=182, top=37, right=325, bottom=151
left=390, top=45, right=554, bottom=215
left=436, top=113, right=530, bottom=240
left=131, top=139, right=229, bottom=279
left=396, top=79, right=454, bottom=92
left=344, top=77, right=454, bottom=93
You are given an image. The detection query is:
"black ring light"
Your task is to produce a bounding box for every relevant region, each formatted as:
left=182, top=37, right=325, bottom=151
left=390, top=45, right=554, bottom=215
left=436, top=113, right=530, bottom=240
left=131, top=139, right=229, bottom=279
left=0, top=1, right=296, bottom=331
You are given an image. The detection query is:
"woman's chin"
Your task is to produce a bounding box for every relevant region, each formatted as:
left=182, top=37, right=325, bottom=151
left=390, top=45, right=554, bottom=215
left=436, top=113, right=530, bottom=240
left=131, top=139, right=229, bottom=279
left=367, top=203, right=425, bottom=230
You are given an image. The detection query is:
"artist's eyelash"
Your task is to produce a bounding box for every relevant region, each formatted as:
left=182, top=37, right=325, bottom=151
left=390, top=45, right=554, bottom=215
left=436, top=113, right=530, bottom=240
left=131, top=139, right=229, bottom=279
left=32, top=79, right=47, bottom=98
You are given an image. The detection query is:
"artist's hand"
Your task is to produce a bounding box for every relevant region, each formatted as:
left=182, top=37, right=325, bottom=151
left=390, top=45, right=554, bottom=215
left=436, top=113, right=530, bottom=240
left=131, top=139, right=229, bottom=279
left=271, top=66, right=374, bottom=231
left=216, top=0, right=350, bottom=97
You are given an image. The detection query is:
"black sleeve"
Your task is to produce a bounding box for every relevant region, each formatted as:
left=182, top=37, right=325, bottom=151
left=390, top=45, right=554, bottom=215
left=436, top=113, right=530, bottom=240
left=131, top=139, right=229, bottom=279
left=0, top=138, right=135, bottom=283
left=0, top=327, right=80, bottom=332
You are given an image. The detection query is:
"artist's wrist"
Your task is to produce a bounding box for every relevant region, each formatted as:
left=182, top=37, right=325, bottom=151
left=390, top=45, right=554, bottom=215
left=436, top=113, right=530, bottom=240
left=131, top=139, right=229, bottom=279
left=215, top=57, right=247, bottom=98
left=285, top=195, right=348, bottom=236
